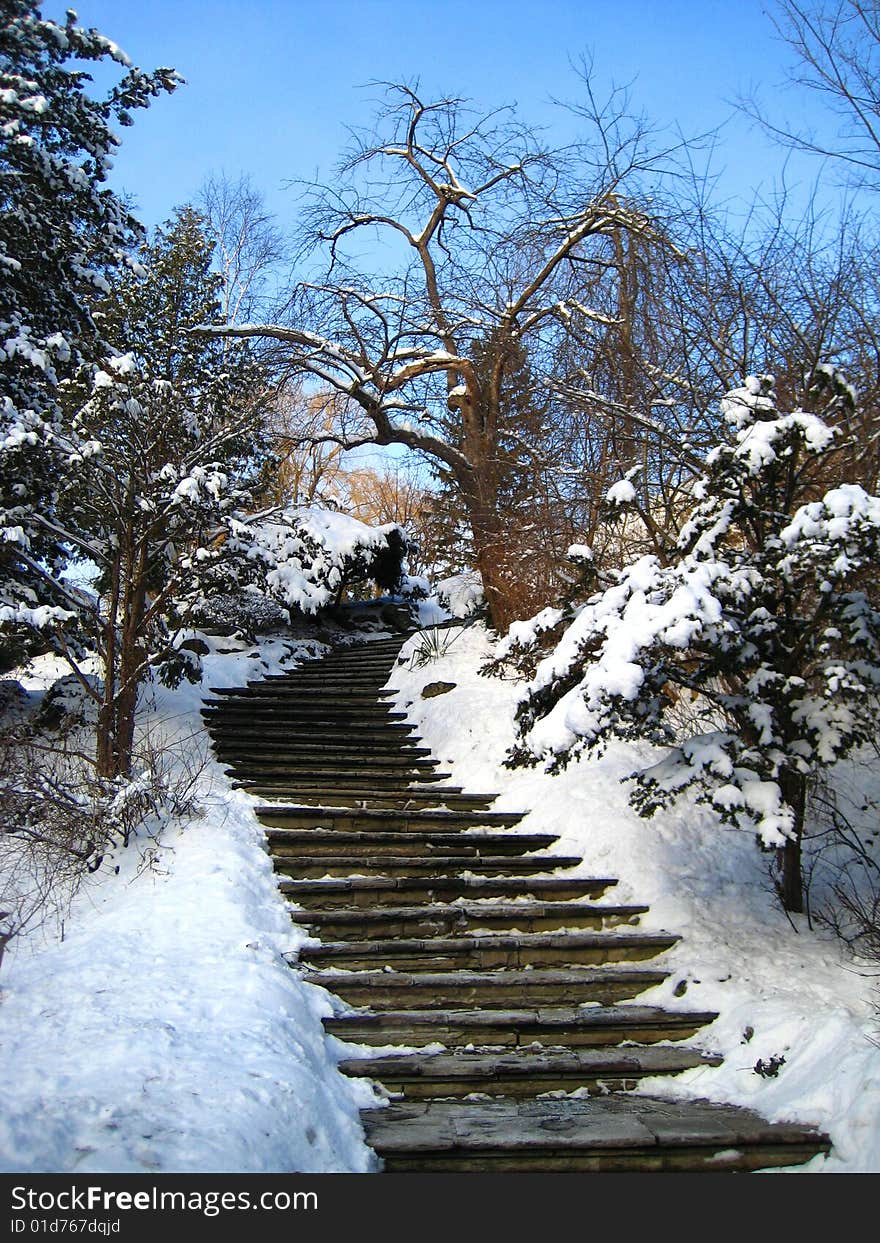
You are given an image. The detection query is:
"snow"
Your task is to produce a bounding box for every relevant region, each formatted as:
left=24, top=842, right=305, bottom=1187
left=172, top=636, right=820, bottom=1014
left=386, top=623, right=880, bottom=1172
left=223, top=507, right=401, bottom=616
left=430, top=571, right=484, bottom=619
left=2, top=612, right=878, bottom=1172
left=0, top=639, right=379, bottom=1174
left=606, top=479, right=637, bottom=505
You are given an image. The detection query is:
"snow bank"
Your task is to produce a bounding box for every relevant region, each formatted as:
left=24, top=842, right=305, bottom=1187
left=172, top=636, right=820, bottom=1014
left=0, top=639, right=378, bottom=1173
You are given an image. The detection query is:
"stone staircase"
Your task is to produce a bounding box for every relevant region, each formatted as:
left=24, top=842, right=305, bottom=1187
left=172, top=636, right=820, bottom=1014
left=202, top=633, right=831, bottom=1173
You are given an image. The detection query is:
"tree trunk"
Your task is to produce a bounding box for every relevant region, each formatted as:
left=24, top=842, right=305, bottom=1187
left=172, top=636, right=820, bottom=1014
left=453, top=382, right=551, bottom=632
left=777, top=767, right=807, bottom=914
left=95, top=536, right=148, bottom=781
left=459, top=477, right=516, bottom=631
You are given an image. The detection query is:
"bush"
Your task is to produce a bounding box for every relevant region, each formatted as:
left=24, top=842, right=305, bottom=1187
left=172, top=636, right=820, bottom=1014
left=508, top=374, right=880, bottom=913
left=0, top=720, right=207, bottom=969
left=183, top=506, right=409, bottom=622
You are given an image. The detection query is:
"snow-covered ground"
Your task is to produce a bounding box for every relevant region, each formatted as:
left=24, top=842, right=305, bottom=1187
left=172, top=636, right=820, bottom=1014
left=0, top=636, right=379, bottom=1174
left=387, top=623, right=880, bottom=1173
left=1, top=619, right=878, bottom=1172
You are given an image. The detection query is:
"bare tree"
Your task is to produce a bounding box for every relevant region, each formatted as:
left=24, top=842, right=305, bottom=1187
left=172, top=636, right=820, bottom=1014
left=199, top=172, right=287, bottom=323
left=255, top=384, right=354, bottom=509
left=743, top=0, right=880, bottom=191
left=196, top=81, right=684, bottom=628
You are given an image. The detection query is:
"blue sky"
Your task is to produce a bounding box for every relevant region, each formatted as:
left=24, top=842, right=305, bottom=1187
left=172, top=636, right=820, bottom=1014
left=58, top=0, right=845, bottom=233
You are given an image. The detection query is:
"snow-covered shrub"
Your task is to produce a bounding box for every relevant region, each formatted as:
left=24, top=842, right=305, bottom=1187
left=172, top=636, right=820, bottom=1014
left=35, top=674, right=100, bottom=731
left=509, top=373, right=880, bottom=912
left=433, top=572, right=485, bottom=619
left=398, top=574, right=431, bottom=600
left=0, top=720, right=207, bottom=968
left=185, top=507, right=408, bottom=620
left=186, top=590, right=290, bottom=637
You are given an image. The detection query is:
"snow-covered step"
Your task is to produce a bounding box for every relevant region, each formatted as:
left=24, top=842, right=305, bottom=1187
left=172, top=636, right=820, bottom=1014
left=293, top=900, right=648, bottom=939
left=203, top=701, right=410, bottom=720
left=215, top=746, right=435, bottom=766
left=315, top=650, right=406, bottom=660
left=290, top=661, right=403, bottom=674
left=210, top=728, right=421, bottom=746
left=254, top=683, right=397, bottom=695
left=224, top=761, right=444, bottom=782
left=301, top=966, right=670, bottom=1010
left=209, top=718, right=417, bottom=734
left=208, top=686, right=399, bottom=701
left=267, top=829, right=558, bottom=856
left=224, top=755, right=441, bottom=776
left=251, top=790, right=494, bottom=810
left=304, top=931, right=680, bottom=972
left=257, top=671, right=398, bottom=682
left=259, top=805, right=521, bottom=829
left=214, top=740, right=433, bottom=758
left=338, top=1045, right=723, bottom=1099
left=360, top=1097, right=831, bottom=1172
left=280, top=875, right=615, bottom=908
left=275, top=854, right=580, bottom=880
left=323, top=1003, right=718, bottom=1049
left=206, top=719, right=417, bottom=737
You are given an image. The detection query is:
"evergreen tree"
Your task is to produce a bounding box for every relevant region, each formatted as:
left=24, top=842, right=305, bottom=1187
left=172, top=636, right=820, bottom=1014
left=51, top=208, right=270, bottom=777
left=509, top=372, right=880, bottom=912
left=0, top=1, right=179, bottom=640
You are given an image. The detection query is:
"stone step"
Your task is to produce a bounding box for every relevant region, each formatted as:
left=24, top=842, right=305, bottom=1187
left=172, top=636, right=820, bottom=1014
left=227, top=760, right=449, bottom=780
left=218, top=735, right=435, bottom=755
left=209, top=729, right=420, bottom=747
left=302, top=966, right=669, bottom=1009
left=207, top=712, right=413, bottom=728
left=324, top=1004, right=717, bottom=1048
left=214, top=695, right=401, bottom=709
left=308, top=667, right=399, bottom=677
left=224, top=760, right=442, bottom=781
left=293, top=901, right=648, bottom=939
left=318, top=651, right=407, bottom=661
left=339, top=1044, right=723, bottom=1099
left=268, top=830, right=560, bottom=857
left=318, top=644, right=406, bottom=654
left=252, top=790, right=494, bottom=810
left=243, top=787, right=480, bottom=809
left=276, top=854, right=580, bottom=879
left=214, top=744, right=434, bottom=762
left=280, top=875, right=615, bottom=908
left=259, top=669, right=398, bottom=680
left=258, top=680, right=395, bottom=691
left=259, top=805, right=518, bottom=829
left=304, top=659, right=403, bottom=671
left=209, top=686, right=399, bottom=700
left=304, top=931, right=679, bottom=971
left=203, top=704, right=411, bottom=721
left=360, top=1097, right=831, bottom=1172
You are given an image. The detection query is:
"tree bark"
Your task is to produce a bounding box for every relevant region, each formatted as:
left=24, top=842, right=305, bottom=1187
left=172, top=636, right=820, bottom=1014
left=95, top=532, right=148, bottom=781
left=777, top=767, right=806, bottom=914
